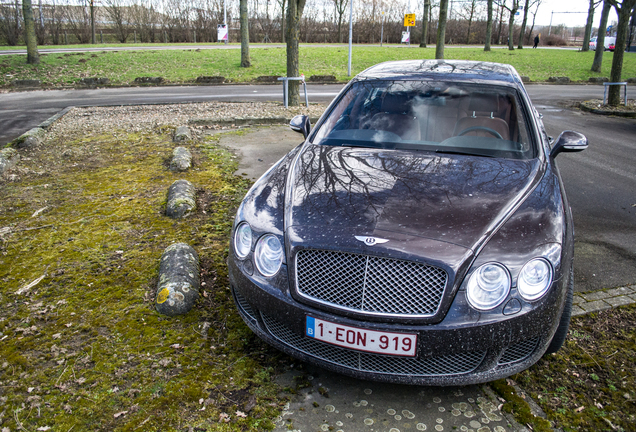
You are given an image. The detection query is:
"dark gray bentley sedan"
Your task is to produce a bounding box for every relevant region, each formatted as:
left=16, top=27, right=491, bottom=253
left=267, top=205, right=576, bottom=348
left=228, top=60, right=587, bottom=385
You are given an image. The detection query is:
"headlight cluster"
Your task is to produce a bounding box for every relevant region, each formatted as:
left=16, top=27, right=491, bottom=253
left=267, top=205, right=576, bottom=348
left=233, top=222, right=284, bottom=277
left=466, top=259, right=553, bottom=311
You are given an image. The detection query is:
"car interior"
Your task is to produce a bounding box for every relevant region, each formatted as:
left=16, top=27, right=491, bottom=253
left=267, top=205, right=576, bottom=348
left=313, top=81, right=534, bottom=159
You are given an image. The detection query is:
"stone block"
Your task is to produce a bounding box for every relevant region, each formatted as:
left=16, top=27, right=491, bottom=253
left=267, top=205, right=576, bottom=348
left=0, top=147, right=20, bottom=176
left=605, top=286, right=633, bottom=298
left=579, top=300, right=611, bottom=313
left=170, top=147, right=192, bottom=172
left=166, top=179, right=196, bottom=219
left=571, top=305, right=586, bottom=317
left=155, top=243, right=200, bottom=316
left=134, top=76, right=164, bottom=84
left=196, top=76, right=225, bottom=84
left=78, top=77, right=110, bottom=87
left=520, top=76, right=530, bottom=83
left=173, top=126, right=192, bottom=142
left=12, top=79, right=41, bottom=87
left=309, top=75, right=337, bottom=83
left=256, top=75, right=280, bottom=83
left=588, top=77, right=609, bottom=83
left=548, top=76, right=570, bottom=84
left=605, top=296, right=634, bottom=308
left=11, top=127, right=46, bottom=149
left=580, top=291, right=609, bottom=302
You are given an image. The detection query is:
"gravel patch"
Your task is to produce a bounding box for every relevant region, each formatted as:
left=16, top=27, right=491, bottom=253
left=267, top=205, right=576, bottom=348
left=47, top=102, right=327, bottom=139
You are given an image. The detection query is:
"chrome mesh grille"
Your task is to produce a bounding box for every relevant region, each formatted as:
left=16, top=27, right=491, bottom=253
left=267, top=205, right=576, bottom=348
left=498, top=337, right=540, bottom=365
left=234, top=289, right=257, bottom=321
left=262, top=313, right=485, bottom=377
left=295, top=249, right=448, bottom=316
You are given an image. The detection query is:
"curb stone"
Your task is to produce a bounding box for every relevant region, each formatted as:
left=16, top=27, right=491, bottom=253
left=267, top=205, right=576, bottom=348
left=155, top=243, right=200, bottom=316
left=572, top=284, right=636, bottom=316
left=170, top=146, right=192, bottom=172
left=165, top=179, right=196, bottom=219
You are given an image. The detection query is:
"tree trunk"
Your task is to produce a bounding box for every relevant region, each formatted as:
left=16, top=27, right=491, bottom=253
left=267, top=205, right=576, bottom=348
left=518, top=0, right=530, bottom=49
left=436, top=0, right=449, bottom=59
left=420, top=0, right=430, bottom=47
left=485, top=0, right=493, bottom=51
left=286, top=0, right=306, bottom=106
left=22, top=0, right=39, bottom=64
left=497, top=2, right=504, bottom=45
left=240, top=0, right=250, bottom=67
left=508, top=3, right=517, bottom=50
left=280, top=0, right=286, bottom=43
left=582, top=0, right=595, bottom=52
left=608, top=0, right=636, bottom=105
left=591, top=0, right=610, bottom=72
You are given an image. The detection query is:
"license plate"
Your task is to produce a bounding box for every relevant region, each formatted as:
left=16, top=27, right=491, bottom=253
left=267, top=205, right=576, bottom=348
left=306, top=316, right=417, bottom=357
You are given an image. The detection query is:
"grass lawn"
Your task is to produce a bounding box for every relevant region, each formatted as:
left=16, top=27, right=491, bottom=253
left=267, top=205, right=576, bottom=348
left=1, top=45, right=634, bottom=88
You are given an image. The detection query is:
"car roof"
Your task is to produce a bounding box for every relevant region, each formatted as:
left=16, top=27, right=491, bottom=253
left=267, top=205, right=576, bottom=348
left=355, top=60, right=522, bottom=87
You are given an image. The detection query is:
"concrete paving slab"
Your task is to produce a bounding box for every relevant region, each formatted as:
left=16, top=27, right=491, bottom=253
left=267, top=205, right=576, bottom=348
left=579, top=299, right=611, bottom=313
left=274, top=367, right=514, bottom=432
left=216, top=125, right=303, bottom=180
left=605, top=296, right=634, bottom=308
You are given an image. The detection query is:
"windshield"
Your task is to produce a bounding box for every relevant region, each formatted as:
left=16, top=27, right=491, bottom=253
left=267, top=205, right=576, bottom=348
left=312, top=80, right=536, bottom=160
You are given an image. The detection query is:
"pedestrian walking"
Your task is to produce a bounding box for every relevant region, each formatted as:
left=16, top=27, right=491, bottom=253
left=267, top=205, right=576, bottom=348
left=533, top=34, right=540, bottom=48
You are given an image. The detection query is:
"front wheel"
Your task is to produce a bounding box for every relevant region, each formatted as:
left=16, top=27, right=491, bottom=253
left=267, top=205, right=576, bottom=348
left=545, top=269, right=574, bottom=355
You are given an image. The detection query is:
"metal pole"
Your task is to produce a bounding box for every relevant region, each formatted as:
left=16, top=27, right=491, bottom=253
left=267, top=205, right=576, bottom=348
left=224, top=0, right=228, bottom=45
left=348, top=0, right=353, bottom=76
left=380, top=12, right=384, bottom=47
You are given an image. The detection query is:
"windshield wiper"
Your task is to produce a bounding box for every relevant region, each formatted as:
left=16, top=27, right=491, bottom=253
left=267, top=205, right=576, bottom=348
left=435, top=148, right=496, bottom=158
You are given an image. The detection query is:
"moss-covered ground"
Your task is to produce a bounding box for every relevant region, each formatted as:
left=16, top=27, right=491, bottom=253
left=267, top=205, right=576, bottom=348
left=501, top=304, right=636, bottom=431
left=0, top=126, right=292, bottom=430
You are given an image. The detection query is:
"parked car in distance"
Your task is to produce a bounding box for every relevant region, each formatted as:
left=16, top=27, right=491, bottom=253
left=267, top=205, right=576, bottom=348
left=590, top=36, right=616, bottom=51
left=228, top=60, right=588, bottom=385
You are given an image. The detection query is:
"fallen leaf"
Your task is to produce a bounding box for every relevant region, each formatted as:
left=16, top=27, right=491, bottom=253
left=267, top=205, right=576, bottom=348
left=52, top=333, right=61, bottom=339
left=235, top=410, right=247, bottom=418
left=16, top=274, right=46, bottom=295
left=114, top=411, right=128, bottom=418
left=575, top=406, right=585, bottom=412
left=28, top=387, right=35, bottom=393
left=36, top=427, right=51, bottom=431
left=219, top=412, right=230, bottom=423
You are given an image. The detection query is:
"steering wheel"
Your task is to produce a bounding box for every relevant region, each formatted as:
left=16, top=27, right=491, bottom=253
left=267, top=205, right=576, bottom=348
left=457, top=126, right=503, bottom=139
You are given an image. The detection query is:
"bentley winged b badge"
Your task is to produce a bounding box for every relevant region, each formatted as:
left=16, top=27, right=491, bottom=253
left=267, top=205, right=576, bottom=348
left=355, top=236, right=389, bottom=246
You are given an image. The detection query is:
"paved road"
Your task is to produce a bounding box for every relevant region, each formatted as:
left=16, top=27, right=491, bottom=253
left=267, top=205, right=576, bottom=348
left=0, top=43, right=574, bottom=56
left=2, top=84, right=635, bottom=292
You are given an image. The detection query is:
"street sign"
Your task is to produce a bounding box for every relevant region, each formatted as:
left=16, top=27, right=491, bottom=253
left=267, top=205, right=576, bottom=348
left=404, top=13, right=416, bottom=27
left=217, top=24, right=228, bottom=42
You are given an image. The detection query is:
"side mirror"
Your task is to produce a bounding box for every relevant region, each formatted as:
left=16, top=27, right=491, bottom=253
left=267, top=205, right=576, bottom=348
left=550, top=131, right=587, bottom=158
left=290, top=115, right=311, bottom=139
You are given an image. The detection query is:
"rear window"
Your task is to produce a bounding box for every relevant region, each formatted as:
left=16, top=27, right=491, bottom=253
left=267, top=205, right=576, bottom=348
left=311, top=80, right=536, bottom=160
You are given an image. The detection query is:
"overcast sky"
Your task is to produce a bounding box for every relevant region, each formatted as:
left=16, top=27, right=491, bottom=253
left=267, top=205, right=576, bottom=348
left=520, top=0, right=618, bottom=28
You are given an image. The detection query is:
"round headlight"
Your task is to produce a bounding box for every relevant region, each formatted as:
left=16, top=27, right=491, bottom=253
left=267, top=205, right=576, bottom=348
left=466, top=263, right=511, bottom=311
left=233, top=222, right=252, bottom=259
left=518, top=258, right=553, bottom=301
left=254, top=235, right=284, bottom=277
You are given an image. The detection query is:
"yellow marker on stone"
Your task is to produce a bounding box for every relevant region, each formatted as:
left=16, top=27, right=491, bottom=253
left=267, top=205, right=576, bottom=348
left=157, top=288, right=170, bottom=304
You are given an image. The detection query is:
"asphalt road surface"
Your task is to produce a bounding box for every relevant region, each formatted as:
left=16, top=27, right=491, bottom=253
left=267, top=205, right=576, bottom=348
left=1, top=84, right=635, bottom=292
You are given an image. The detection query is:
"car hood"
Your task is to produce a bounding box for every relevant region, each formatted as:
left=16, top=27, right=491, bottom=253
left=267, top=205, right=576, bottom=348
left=285, top=144, right=542, bottom=252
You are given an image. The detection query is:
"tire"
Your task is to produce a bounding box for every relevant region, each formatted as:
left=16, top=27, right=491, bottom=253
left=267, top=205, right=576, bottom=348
left=545, top=269, right=573, bottom=355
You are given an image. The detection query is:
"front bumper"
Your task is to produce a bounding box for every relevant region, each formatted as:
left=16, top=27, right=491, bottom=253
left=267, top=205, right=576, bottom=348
left=228, top=256, right=567, bottom=386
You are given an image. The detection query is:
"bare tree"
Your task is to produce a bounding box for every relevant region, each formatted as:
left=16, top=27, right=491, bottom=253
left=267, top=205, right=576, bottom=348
left=278, top=0, right=287, bottom=42
left=591, top=0, right=611, bottom=72
left=485, top=0, right=493, bottom=50
left=582, top=0, right=599, bottom=51
left=0, top=0, right=21, bottom=46
left=287, top=0, right=307, bottom=105
left=457, top=0, right=479, bottom=44
left=436, top=0, right=449, bottom=58
left=23, top=0, right=39, bottom=64
left=606, top=0, right=636, bottom=105
left=333, top=0, right=349, bottom=43
left=497, top=0, right=519, bottom=50
left=525, top=0, right=542, bottom=43
left=104, top=0, right=132, bottom=43
left=65, top=0, right=93, bottom=44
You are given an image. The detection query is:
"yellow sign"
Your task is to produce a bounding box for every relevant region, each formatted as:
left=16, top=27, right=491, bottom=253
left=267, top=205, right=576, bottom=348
left=404, top=13, right=416, bottom=27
